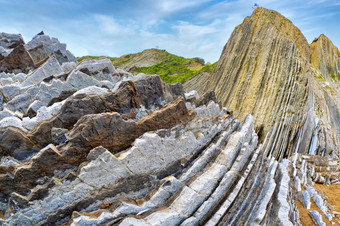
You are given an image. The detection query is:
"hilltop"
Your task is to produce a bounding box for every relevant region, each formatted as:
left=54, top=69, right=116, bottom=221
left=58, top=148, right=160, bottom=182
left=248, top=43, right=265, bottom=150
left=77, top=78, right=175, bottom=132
left=78, top=49, right=216, bottom=84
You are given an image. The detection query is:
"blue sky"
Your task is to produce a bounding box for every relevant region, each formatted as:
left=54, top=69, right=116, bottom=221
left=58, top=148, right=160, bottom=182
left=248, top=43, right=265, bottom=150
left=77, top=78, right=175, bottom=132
left=0, top=0, right=339, bottom=62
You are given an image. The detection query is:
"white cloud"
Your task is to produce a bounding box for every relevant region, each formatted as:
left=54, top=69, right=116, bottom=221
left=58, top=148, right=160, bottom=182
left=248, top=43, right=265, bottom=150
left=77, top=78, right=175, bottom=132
left=155, top=0, right=212, bottom=14
left=93, top=14, right=135, bottom=36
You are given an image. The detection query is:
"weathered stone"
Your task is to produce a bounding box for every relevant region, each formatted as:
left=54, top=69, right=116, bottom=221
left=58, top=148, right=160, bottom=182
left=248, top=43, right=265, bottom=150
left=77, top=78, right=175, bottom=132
left=21, top=56, right=63, bottom=87
left=51, top=127, right=68, bottom=145
left=0, top=127, right=35, bottom=159
left=25, top=34, right=77, bottom=64
left=0, top=32, right=24, bottom=49
left=28, top=44, right=49, bottom=64
left=29, top=75, right=186, bottom=148
left=61, top=96, right=193, bottom=164
left=1, top=10, right=339, bottom=226
left=0, top=116, right=25, bottom=131
left=26, top=100, right=46, bottom=118
left=0, top=44, right=34, bottom=73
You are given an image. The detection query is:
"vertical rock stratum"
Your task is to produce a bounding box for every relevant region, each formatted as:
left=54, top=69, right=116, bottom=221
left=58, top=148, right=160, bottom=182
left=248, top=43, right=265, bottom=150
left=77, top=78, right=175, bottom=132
left=185, top=7, right=340, bottom=160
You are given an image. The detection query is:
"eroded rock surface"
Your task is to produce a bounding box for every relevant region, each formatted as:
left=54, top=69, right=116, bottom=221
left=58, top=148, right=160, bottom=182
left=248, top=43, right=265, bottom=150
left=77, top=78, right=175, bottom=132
left=185, top=7, right=340, bottom=159
left=0, top=8, right=339, bottom=226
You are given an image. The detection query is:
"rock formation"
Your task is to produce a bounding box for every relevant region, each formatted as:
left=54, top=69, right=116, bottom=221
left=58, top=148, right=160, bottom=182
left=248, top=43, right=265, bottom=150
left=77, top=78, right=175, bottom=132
left=0, top=31, right=76, bottom=74
left=26, top=32, right=77, bottom=65
left=310, top=34, right=340, bottom=80
left=185, top=7, right=340, bottom=160
left=0, top=8, right=339, bottom=226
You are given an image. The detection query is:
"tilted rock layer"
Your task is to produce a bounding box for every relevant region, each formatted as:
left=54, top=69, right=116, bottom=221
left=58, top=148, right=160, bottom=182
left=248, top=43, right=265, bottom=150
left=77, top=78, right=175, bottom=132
left=185, top=7, right=340, bottom=159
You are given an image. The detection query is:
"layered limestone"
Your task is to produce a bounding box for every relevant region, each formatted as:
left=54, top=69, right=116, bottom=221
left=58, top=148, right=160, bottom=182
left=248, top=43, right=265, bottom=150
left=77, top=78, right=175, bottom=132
left=0, top=35, right=301, bottom=224
left=310, top=34, right=340, bottom=80
left=0, top=12, right=339, bottom=225
left=185, top=7, right=340, bottom=159
left=25, top=32, right=77, bottom=64
left=0, top=31, right=76, bottom=74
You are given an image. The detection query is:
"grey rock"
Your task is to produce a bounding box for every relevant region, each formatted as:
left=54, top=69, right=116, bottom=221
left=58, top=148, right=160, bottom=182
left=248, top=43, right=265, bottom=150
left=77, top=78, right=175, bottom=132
left=0, top=32, right=24, bottom=49
left=51, top=127, right=69, bottom=145
left=26, top=100, right=46, bottom=118
left=26, top=34, right=77, bottom=64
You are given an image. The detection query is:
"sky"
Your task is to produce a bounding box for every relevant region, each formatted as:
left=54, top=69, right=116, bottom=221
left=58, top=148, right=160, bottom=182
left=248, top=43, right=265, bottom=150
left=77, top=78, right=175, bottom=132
left=0, top=0, right=339, bottom=63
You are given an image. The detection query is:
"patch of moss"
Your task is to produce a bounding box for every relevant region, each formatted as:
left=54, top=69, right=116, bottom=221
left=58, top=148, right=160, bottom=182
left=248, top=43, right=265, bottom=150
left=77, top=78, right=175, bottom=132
left=315, top=74, right=326, bottom=82
left=325, top=85, right=334, bottom=95
left=77, top=56, right=103, bottom=62
left=330, top=73, right=338, bottom=82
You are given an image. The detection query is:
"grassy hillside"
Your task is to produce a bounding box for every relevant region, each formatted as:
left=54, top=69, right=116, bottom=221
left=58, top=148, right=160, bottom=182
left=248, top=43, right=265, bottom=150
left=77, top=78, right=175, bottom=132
left=77, top=49, right=216, bottom=84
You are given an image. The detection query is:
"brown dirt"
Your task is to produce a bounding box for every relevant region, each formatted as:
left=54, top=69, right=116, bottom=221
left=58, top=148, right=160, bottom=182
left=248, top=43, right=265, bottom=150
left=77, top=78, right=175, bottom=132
left=295, top=197, right=314, bottom=226
left=314, top=183, right=340, bottom=223
left=295, top=184, right=340, bottom=226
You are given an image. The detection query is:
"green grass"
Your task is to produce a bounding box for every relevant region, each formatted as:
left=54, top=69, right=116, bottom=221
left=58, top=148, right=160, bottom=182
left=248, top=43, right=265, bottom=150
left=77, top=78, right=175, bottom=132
left=132, top=50, right=215, bottom=84
left=135, top=58, right=215, bottom=84
left=77, top=55, right=104, bottom=62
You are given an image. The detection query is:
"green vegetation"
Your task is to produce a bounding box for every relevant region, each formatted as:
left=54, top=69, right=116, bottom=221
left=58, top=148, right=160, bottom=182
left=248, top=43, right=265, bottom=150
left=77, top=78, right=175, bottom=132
left=316, top=106, right=324, bottom=117
left=77, top=55, right=104, bottom=62
left=77, top=50, right=216, bottom=84
left=135, top=59, right=215, bottom=84
left=314, top=74, right=326, bottom=82
left=330, top=73, right=338, bottom=82
left=325, top=85, right=335, bottom=95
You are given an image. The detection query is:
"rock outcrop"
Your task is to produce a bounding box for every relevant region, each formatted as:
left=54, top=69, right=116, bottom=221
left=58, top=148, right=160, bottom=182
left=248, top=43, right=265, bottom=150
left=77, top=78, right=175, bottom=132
left=310, top=34, right=340, bottom=80
left=26, top=32, right=77, bottom=65
left=185, top=7, right=340, bottom=159
left=0, top=31, right=76, bottom=74
left=0, top=8, right=339, bottom=225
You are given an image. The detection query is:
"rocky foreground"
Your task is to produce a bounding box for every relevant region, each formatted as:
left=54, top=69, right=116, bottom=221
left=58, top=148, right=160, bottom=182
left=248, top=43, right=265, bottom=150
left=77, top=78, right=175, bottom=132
left=0, top=9, right=340, bottom=225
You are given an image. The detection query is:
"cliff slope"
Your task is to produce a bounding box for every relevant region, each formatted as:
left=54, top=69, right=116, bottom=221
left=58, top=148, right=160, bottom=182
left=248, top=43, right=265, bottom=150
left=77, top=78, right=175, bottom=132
left=187, top=7, right=340, bottom=159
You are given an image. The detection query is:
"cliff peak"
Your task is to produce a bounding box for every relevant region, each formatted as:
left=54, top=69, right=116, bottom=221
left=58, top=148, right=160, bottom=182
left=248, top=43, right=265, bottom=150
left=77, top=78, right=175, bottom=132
left=310, top=33, right=340, bottom=79
left=186, top=7, right=340, bottom=158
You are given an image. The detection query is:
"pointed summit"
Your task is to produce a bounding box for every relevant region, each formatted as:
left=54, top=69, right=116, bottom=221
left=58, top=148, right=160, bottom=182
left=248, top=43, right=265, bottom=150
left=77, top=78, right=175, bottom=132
left=186, top=7, right=340, bottom=158
left=310, top=34, right=340, bottom=80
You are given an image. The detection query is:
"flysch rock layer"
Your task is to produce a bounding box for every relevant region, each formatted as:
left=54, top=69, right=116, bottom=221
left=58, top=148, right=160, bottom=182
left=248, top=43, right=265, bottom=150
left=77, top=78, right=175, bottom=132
left=0, top=31, right=76, bottom=74
left=0, top=30, right=299, bottom=225
left=184, top=7, right=340, bottom=159
left=0, top=8, right=339, bottom=225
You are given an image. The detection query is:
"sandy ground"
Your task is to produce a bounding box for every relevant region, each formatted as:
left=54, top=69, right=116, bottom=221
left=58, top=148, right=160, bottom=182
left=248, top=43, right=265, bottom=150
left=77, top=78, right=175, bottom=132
left=296, top=183, right=340, bottom=225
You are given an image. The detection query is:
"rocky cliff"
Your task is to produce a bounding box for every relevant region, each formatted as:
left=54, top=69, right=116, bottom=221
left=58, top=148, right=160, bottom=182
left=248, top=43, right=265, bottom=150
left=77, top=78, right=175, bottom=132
left=0, top=9, right=340, bottom=225
left=310, top=34, right=340, bottom=80
left=185, top=7, right=340, bottom=160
